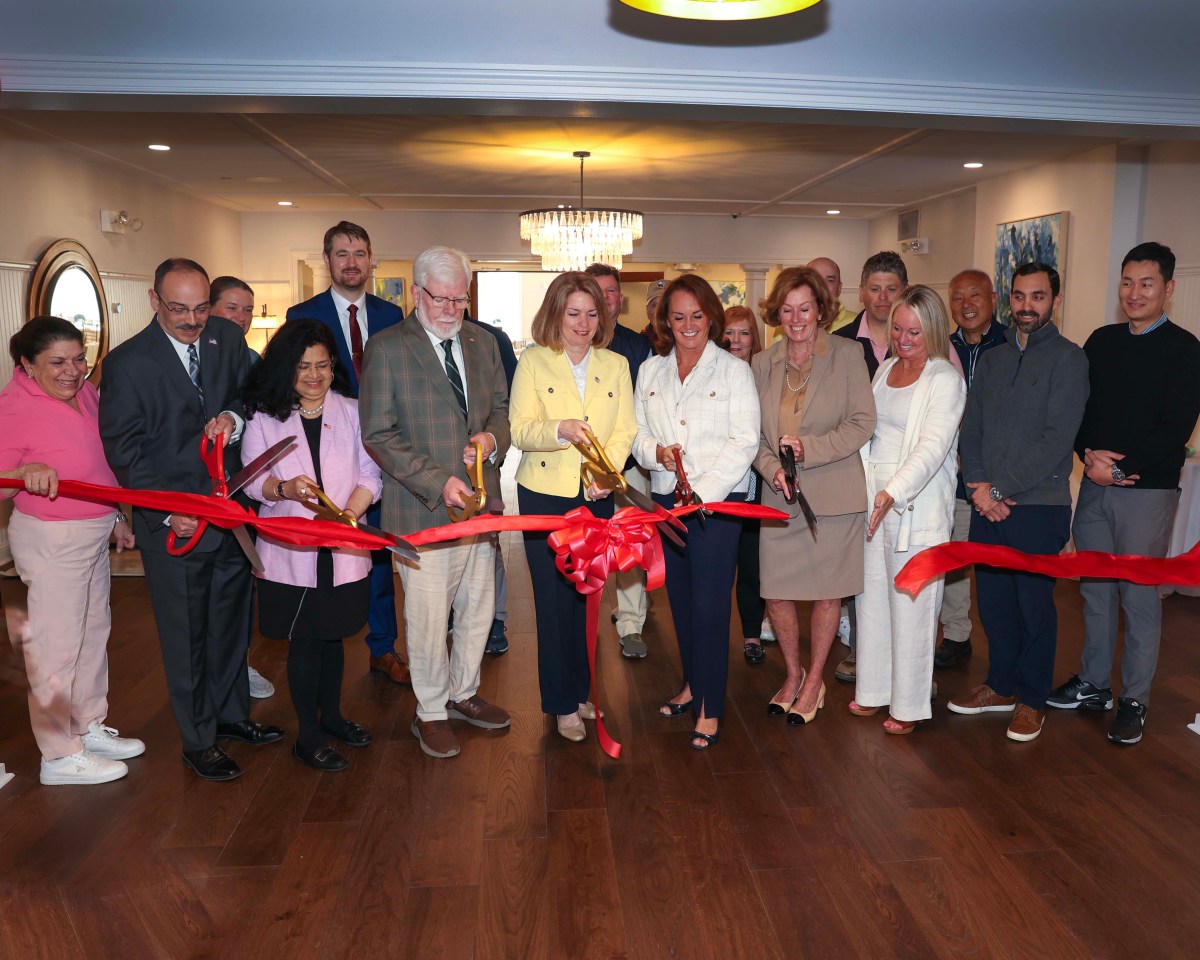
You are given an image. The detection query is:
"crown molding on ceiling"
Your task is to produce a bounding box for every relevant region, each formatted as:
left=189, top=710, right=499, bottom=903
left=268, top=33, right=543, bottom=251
left=2, top=57, right=1199, bottom=130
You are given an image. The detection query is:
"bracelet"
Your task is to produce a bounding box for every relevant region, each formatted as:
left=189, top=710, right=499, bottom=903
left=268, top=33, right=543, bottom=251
left=274, top=479, right=285, bottom=501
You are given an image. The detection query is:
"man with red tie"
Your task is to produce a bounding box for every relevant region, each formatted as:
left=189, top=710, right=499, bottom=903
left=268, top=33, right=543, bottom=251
left=287, top=221, right=406, bottom=683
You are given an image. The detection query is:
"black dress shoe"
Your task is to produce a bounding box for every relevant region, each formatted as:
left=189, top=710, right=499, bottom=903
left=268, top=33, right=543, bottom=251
left=292, top=743, right=348, bottom=772
left=321, top=719, right=372, bottom=747
left=216, top=719, right=285, bottom=745
left=182, top=746, right=243, bottom=781
left=934, top=638, right=972, bottom=669
left=743, top=642, right=766, bottom=664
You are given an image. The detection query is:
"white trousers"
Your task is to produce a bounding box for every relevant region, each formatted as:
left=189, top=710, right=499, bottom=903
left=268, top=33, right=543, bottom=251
left=856, top=478, right=945, bottom=722
left=397, top=535, right=494, bottom=721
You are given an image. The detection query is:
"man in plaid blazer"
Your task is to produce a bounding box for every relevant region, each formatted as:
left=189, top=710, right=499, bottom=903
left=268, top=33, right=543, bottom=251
left=360, top=246, right=511, bottom=759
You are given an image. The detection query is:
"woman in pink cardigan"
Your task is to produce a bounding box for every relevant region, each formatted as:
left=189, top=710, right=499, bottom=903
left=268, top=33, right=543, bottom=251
left=241, top=319, right=382, bottom=772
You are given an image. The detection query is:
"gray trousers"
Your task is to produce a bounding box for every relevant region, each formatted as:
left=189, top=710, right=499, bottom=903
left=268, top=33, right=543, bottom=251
left=938, top=498, right=974, bottom=640
left=1073, top=481, right=1179, bottom=704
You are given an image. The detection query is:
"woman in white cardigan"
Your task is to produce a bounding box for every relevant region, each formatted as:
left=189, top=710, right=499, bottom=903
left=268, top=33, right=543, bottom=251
left=852, top=285, right=966, bottom=734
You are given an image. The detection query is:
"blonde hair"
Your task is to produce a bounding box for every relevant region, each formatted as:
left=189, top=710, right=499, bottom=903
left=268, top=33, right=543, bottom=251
left=889, top=285, right=951, bottom=362
left=530, top=272, right=613, bottom=351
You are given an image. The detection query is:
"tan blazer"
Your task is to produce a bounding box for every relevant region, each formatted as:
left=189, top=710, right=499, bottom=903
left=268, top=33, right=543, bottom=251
left=751, top=329, right=876, bottom=517
left=360, top=316, right=511, bottom=534
left=510, top=344, right=635, bottom=498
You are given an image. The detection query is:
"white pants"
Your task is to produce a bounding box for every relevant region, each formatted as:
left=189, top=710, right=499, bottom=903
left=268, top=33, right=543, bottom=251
left=856, top=473, right=945, bottom=722
left=397, top=535, right=494, bottom=721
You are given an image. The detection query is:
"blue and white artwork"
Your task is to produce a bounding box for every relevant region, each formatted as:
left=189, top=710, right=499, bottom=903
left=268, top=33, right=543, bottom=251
left=373, top=277, right=407, bottom=311
left=994, top=212, right=1068, bottom=325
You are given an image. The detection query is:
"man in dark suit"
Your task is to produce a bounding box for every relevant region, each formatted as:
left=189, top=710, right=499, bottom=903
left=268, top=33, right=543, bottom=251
left=361, top=245, right=511, bottom=760
left=100, top=258, right=283, bottom=781
left=286, top=222, right=408, bottom=684
left=833, top=250, right=908, bottom=382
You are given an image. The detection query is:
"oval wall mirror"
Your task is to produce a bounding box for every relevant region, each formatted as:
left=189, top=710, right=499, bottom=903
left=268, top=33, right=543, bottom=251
left=27, top=239, right=109, bottom=377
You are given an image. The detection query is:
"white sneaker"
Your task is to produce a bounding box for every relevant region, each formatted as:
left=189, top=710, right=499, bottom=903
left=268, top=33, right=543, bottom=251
left=248, top=665, right=275, bottom=699
left=837, top=615, right=851, bottom=645
left=40, top=750, right=128, bottom=786
left=760, top=616, right=775, bottom=641
left=82, top=720, right=146, bottom=760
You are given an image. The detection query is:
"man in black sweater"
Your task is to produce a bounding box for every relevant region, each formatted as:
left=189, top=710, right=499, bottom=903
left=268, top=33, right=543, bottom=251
left=1047, top=242, right=1200, bottom=745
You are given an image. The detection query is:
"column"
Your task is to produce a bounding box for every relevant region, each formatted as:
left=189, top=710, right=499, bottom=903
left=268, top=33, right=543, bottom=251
left=740, top=262, right=774, bottom=343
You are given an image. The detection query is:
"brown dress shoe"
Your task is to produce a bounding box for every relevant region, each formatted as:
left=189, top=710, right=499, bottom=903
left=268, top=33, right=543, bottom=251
left=411, top=718, right=460, bottom=758
left=947, top=683, right=1018, bottom=715
left=447, top=695, right=511, bottom=729
left=834, top=653, right=856, bottom=683
left=1006, top=704, right=1045, bottom=742
left=370, top=651, right=411, bottom=685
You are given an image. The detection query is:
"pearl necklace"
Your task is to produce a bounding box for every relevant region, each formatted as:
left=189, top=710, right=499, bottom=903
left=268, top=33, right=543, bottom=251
left=299, top=402, right=325, bottom=418
left=784, top=360, right=813, bottom=393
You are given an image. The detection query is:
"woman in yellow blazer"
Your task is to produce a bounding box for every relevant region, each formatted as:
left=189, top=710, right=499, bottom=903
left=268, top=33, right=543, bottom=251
left=510, top=272, right=636, bottom=743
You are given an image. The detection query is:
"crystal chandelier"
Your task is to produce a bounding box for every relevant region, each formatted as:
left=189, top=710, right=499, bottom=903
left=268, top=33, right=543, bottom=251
left=618, top=0, right=821, bottom=19
left=519, top=152, right=644, bottom=272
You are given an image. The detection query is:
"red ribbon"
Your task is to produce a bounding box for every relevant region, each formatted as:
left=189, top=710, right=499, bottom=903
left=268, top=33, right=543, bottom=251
left=0, top=478, right=395, bottom=552
left=895, top=539, right=1200, bottom=596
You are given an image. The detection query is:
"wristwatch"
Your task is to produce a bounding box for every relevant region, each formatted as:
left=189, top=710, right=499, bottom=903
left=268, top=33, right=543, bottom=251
left=989, top=484, right=1004, bottom=502
left=1110, top=464, right=1126, bottom=484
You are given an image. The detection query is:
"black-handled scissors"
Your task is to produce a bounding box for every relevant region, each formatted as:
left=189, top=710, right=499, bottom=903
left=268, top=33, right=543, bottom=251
left=779, top=443, right=818, bottom=538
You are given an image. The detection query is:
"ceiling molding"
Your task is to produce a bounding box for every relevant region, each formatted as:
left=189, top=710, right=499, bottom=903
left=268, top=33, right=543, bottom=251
left=4, top=57, right=1200, bottom=129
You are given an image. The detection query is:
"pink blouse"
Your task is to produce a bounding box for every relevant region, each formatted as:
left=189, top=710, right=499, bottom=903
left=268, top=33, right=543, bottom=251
left=0, top=372, right=119, bottom=521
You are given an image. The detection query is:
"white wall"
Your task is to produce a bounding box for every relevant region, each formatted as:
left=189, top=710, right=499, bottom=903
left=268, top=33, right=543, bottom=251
left=0, top=126, right=243, bottom=383
left=239, top=210, right=869, bottom=317
left=867, top=189, right=978, bottom=300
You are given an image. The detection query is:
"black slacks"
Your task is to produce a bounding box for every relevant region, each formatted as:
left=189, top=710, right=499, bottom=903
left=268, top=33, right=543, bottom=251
left=518, top=484, right=615, bottom=716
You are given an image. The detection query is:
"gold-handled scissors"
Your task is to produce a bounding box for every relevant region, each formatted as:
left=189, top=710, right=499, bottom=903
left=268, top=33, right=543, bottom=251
left=301, top=484, right=421, bottom=562
left=447, top=440, right=487, bottom=523
left=573, top=428, right=687, bottom=547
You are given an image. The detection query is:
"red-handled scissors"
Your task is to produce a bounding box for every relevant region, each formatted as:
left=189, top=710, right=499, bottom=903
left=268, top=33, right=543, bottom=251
left=166, top=433, right=296, bottom=570
left=672, top=448, right=705, bottom=524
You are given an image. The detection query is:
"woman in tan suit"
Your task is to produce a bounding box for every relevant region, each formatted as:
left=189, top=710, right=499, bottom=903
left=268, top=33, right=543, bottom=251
left=752, top=266, right=876, bottom=725
left=510, top=272, right=636, bottom=743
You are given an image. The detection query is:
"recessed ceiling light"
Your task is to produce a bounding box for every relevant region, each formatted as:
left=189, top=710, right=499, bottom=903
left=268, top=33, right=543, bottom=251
left=826, top=209, right=841, bottom=215
left=277, top=200, right=293, bottom=206
left=148, top=144, right=171, bottom=152
left=963, top=161, right=984, bottom=169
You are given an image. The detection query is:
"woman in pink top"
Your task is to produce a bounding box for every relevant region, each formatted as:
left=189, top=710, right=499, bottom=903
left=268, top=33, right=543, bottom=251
left=0, top=317, right=141, bottom=786
left=240, top=319, right=382, bottom=772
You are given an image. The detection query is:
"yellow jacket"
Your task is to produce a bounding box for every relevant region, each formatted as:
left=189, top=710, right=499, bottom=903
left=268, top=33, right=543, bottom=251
left=510, top=344, right=636, bottom=498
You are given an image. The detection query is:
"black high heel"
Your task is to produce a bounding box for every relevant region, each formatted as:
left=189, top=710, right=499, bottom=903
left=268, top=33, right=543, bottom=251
left=690, top=726, right=720, bottom=750
left=660, top=697, right=694, bottom=717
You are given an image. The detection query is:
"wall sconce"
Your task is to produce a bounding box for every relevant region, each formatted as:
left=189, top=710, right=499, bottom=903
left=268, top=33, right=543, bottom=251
left=99, top=210, right=143, bottom=234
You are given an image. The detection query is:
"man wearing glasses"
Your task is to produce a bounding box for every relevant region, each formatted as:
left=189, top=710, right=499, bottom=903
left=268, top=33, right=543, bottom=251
left=100, top=258, right=283, bottom=781
left=360, top=246, right=511, bottom=759
left=287, top=222, right=407, bottom=686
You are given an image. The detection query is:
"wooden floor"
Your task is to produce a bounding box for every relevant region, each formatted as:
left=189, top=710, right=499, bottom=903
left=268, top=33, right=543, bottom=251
left=3, top=539, right=1200, bottom=960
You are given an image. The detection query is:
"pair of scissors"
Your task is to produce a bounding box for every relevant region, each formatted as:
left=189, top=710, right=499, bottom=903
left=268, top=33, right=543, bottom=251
left=672, top=448, right=705, bottom=524
left=447, top=440, right=487, bottom=522
left=778, top=442, right=819, bottom=538
left=574, top=427, right=687, bottom=547
left=167, top=433, right=297, bottom=571
left=299, top=484, right=421, bottom=562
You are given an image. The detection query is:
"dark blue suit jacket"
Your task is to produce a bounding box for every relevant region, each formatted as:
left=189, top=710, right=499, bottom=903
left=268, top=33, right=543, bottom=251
left=287, top=289, right=404, bottom=398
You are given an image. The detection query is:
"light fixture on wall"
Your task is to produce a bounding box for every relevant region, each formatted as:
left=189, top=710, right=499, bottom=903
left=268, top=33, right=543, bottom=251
left=519, top=151, right=643, bottom=272
left=99, top=209, right=143, bottom=234
left=251, top=304, right=281, bottom=331
left=618, top=0, right=821, bottom=20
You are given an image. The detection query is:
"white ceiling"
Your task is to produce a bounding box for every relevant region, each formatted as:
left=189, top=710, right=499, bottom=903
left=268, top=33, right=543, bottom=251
left=0, top=110, right=1120, bottom=221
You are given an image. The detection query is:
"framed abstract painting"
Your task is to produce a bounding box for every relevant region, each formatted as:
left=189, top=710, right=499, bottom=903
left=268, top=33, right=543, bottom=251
left=994, top=212, right=1068, bottom=325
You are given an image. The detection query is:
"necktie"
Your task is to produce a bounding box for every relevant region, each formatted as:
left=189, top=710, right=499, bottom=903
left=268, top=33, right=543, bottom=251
left=441, top=339, right=467, bottom=419
left=348, top=303, right=364, bottom=379
left=187, top=342, right=204, bottom=406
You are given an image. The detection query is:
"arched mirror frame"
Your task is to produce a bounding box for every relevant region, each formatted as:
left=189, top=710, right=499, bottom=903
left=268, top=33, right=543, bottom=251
left=26, top=239, right=110, bottom=380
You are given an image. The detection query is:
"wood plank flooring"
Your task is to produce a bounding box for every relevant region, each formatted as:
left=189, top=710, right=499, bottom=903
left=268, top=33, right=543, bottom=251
left=3, top=533, right=1200, bottom=959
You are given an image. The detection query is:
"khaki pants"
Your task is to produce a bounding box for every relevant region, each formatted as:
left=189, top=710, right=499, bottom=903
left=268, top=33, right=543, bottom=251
left=613, top=464, right=649, bottom=637
left=398, top=535, right=494, bottom=721
left=938, top=498, right=974, bottom=640
left=9, top=510, right=114, bottom=761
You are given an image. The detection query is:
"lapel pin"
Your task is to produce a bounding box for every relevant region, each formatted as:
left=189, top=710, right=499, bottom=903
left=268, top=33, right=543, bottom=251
left=207, top=337, right=218, bottom=345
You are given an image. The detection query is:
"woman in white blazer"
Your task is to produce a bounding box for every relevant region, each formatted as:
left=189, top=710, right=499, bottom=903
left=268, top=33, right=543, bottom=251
left=853, top=285, right=966, bottom=734
left=510, top=272, right=636, bottom=744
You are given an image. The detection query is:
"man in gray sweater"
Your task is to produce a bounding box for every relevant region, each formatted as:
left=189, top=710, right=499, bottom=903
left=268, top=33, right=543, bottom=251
left=948, top=262, right=1089, bottom=743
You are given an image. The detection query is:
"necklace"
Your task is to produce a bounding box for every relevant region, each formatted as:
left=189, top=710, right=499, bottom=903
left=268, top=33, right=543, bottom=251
left=784, top=360, right=813, bottom=393
left=298, top=402, right=325, bottom=418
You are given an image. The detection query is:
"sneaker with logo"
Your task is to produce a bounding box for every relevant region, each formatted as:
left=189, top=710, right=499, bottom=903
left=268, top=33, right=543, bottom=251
left=1108, top=698, right=1147, bottom=745
left=1046, top=674, right=1114, bottom=711
left=82, top=720, right=146, bottom=760
left=40, top=750, right=128, bottom=786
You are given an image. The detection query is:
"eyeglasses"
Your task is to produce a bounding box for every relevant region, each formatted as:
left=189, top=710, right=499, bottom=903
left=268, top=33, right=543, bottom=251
left=421, top=285, right=471, bottom=310
left=154, top=291, right=211, bottom=318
